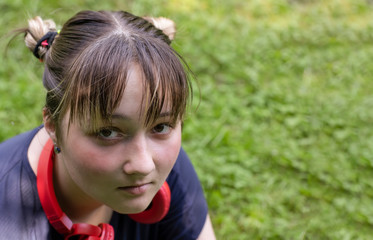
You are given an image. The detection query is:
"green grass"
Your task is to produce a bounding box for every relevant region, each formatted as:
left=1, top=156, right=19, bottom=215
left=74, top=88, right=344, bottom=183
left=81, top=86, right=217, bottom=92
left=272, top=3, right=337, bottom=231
left=2, top=0, right=373, bottom=239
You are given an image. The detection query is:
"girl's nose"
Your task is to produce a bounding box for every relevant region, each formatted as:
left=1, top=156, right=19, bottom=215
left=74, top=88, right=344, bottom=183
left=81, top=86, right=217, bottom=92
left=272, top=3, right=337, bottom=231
left=122, top=134, right=155, bottom=176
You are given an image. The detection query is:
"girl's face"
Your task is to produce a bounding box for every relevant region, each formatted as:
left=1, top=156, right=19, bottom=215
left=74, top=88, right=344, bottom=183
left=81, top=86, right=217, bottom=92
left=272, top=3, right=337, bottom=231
left=54, top=66, right=181, bottom=214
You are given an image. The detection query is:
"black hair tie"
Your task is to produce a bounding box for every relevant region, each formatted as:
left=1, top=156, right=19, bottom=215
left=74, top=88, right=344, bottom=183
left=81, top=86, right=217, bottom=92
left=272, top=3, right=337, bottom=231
left=33, top=31, right=58, bottom=59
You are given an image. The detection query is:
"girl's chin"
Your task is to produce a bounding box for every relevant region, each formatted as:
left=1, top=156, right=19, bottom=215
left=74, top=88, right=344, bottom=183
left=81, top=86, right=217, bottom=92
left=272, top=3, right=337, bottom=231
left=112, top=199, right=152, bottom=214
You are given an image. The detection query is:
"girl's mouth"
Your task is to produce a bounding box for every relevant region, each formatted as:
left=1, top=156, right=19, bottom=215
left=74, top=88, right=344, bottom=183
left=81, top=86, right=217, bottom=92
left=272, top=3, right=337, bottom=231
left=118, top=183, right=152, bottom=195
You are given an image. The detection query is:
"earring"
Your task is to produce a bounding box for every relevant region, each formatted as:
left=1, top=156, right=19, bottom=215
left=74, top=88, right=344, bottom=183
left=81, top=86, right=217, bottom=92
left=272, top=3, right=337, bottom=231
left=54, top=144, right=61, bottom=154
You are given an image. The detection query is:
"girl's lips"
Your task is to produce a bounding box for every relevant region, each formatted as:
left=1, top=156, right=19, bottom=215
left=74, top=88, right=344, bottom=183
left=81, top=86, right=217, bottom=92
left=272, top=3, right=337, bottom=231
left=118, top=183, right=151, bottom=195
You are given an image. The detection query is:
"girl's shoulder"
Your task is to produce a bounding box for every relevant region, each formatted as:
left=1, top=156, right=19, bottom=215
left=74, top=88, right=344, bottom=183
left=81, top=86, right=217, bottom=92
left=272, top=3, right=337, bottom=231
left=0, top=125, right=50, bottom=239
left=0, top=126, right=42, bottom=178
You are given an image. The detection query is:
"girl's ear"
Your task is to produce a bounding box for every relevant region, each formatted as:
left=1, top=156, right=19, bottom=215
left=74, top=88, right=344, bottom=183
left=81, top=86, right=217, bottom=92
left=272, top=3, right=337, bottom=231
left=43, top=108, right=57, bottom=143
left=143, top=17, right=176, bottom=41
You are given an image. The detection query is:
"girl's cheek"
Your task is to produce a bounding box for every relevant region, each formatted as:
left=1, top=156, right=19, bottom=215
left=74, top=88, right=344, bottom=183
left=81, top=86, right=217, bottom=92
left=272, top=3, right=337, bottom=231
left=63, top=137, right=115, bottom=172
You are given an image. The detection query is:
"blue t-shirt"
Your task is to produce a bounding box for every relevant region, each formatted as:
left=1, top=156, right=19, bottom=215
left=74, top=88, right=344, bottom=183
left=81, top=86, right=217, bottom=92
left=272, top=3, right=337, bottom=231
left=0, top=126, right=207, bottom=239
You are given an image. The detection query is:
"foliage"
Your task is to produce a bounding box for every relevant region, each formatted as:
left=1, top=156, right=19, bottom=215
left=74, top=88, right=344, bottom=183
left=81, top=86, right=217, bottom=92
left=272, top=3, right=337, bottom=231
left=1, top=0, right=373, bottom=239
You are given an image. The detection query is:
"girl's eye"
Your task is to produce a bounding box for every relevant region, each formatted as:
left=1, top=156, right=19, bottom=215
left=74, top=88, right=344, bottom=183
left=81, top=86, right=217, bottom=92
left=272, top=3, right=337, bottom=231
left=97, top=128, right=121, bottom=139
left=152, top=123, right=172, bottom=134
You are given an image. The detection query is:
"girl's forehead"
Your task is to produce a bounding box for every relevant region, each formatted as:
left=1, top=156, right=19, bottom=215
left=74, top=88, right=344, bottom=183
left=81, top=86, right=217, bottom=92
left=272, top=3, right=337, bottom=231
left=116, top=86, right=173, bottom=125
left=112, top=68, right=149, bottom=120
left=71, top=65, right=174, bottom=129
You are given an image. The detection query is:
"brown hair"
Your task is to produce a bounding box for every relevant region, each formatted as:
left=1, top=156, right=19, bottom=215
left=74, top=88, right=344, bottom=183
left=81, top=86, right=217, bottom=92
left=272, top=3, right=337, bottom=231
left=22, top=10, right=192, bottom=136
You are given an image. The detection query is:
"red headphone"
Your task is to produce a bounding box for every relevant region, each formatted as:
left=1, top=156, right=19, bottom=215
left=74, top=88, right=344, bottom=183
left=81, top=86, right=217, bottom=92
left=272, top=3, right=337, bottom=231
left=37, top=139, right=171, bottom=240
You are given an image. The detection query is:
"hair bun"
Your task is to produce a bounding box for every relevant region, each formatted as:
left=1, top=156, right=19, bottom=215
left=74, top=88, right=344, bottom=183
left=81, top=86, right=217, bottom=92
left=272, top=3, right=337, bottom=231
left=25, top=16, right=57, bottom=60
left=143, top=17, right=176, bottom=41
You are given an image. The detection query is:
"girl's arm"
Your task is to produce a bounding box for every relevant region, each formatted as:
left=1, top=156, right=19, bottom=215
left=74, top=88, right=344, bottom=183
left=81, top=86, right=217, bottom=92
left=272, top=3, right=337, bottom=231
left=198, top=214, right=216, bottom=240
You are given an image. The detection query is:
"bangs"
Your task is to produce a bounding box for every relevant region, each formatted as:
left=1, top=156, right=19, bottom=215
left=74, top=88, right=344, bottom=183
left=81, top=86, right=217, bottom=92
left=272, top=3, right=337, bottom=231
left=136, top=37, right=190, bottom=127
left=59, top=33, right=191, bottom=131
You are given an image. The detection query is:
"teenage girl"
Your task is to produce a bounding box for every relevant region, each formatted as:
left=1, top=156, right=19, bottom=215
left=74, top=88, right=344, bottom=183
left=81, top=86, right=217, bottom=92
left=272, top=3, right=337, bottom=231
left=0, top=10, right=215, bottom=239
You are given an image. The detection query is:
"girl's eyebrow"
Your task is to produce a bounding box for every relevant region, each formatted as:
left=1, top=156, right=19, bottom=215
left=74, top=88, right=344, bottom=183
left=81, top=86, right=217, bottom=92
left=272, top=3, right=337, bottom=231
left=111, top=114, right=132, bottom=121
left=158, top=112, right=172, bottom=118
left=111, top=112, right=172, bottom=120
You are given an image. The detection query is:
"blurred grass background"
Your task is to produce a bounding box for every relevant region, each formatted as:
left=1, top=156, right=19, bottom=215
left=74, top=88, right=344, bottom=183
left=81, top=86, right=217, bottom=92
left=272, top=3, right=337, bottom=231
left=1, top=0, right=373, bottom=239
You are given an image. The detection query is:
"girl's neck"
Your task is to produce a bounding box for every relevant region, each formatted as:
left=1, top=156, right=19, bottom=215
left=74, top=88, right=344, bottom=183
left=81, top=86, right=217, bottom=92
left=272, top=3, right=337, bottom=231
left=28, top=127, right=113, bottom=225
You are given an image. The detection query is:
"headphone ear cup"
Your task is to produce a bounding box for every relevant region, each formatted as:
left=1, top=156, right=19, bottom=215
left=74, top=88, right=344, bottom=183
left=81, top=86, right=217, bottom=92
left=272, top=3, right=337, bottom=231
left=65, top=223, right=102, bottom=240
left=128, top=182, right=171, bottom=224
left=64, top=223, right=114, bottom=240
left=97, top=223, right=114, bottom=240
